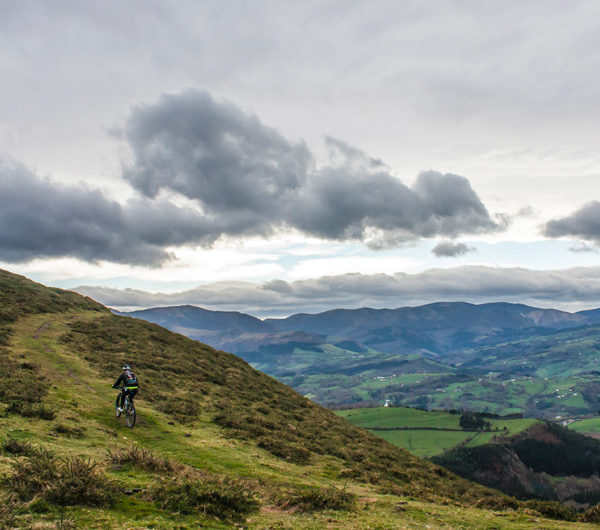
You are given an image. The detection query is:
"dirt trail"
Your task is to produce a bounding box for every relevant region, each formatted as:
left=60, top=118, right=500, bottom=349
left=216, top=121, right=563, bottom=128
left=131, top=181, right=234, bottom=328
left=33, top=320, right=52, bottom=339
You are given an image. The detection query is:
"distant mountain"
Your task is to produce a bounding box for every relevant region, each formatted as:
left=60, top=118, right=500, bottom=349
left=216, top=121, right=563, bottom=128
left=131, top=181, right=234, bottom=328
left=121, top=302, right=592, bottom=359
left=265, top=302, right=589, bottom=356
left=578, top=307, right=600, bottom=324
left=119, top=304, right=274, bottom=333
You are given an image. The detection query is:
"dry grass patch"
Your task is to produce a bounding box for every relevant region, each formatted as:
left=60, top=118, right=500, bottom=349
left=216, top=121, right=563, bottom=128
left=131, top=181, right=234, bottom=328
left=149, top=474, right=259, bottom=522
left=6, top=452, right=119, bottom=508
left=2, top=436, right=42, bottom=457
left=275, top=485, right=356, bottom=512
left=51, top=423, right=86, bottom=438
left=107, top=446, right=179, bottom=474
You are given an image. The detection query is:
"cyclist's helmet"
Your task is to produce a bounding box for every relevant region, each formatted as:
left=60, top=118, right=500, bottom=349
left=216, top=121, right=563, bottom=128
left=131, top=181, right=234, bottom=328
left=123, top=364, right=131, bottom=371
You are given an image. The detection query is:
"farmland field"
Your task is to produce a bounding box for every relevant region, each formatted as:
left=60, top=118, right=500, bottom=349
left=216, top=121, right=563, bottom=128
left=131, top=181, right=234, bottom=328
left=336, top=406, right=539, bottom=457
left=569, top=416, right=600, bottom=435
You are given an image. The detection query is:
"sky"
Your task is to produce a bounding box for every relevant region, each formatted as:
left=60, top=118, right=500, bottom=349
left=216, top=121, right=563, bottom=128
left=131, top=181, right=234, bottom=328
left=2, top=0, right=600, bottom=317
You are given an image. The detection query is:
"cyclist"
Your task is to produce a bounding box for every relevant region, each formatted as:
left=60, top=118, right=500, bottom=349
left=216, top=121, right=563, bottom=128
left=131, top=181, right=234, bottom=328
left=113, top=364, right=139, bottom=416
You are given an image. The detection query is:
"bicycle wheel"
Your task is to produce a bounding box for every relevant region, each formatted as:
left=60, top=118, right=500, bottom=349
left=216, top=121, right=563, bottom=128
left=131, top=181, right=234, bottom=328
left=125, top=400, right=136, bottom=428
left=115, top=395, right=121, bottom=418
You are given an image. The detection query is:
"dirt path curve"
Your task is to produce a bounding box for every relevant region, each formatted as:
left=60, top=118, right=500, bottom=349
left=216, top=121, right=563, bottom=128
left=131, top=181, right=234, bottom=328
left=33, top=320, right=52, bottom=339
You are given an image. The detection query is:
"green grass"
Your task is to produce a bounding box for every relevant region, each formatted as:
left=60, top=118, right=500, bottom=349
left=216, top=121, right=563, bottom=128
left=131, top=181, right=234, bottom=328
left=569, top=417, right=600, bottom=434
left=374, top=430, right=472, bottom=457
left=338, top=406, right=462, bottom=429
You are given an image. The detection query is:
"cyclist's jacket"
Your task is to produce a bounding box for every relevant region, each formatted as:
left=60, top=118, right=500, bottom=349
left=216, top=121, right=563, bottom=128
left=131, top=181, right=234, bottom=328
left=113, top=369, right=139, bottom=389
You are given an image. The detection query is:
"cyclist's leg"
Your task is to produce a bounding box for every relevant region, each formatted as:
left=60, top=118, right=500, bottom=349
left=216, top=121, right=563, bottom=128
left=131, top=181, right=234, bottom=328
left=123, top=388, right=133, bottom=408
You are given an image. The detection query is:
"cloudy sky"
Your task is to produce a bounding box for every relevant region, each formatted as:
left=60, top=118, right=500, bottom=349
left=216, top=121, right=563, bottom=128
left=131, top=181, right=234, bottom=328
left=2, top=0, right=600, bottom=316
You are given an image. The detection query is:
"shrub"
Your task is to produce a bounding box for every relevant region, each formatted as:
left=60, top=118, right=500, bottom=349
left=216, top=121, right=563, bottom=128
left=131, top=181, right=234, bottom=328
left=377, top=482, right=405, bottom=497
left=256, top=436, right=311, bottom=465
left=7, top=453, right=118, bottom=507
left=582, top=504, right=600, bottom=523
left=51, top=423, right=86, bottom=438
left=44, top=458, right=118, bottom=507
left=151, top=477, right=259, bottom=522
left=524, top=499, right=577, bottom=521
left=0, top=351, right=49, bottom=410
left=7, top=451, right=56, bottom=502
left=2, top=437, right=34, bottom=456
left=6, top=401, right=55, bottom=420
left=1, top=437, right=52, bottom=459
left=28, top=497, right=51, bottom=513
left=158, top=396, right=199, bottom=421
left=0, top=492, right=20, bottom=528
left=107, top=446, right=178, bottom=473
left=0, top=327, right=12, bottom=346
left=276, top=485, right=356, bottom=512
left=475, top=495, right=519, bottom=511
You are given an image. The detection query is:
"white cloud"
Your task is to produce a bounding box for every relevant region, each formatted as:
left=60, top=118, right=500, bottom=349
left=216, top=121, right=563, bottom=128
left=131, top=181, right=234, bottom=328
left=75, top=265, right=600, bottom=317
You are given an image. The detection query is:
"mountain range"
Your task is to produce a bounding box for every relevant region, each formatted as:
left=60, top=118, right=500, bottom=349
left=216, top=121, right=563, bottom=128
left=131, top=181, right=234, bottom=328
left=120, top=301, right=593, bottom=358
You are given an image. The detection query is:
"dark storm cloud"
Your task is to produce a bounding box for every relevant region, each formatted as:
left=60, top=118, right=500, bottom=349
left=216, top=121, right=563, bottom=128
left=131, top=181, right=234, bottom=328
left=0, top=161, right=220, bottom=265
left=123, top=90, right=312, bottom=216
left=75, top=265, right=600, bottom=316
left=544, top=201, right=600, bottom=245
left=431, top=241, right=475, bottom=257
left=0, top=90, right=504, bottom=266
left=123, top=89, right=503, bottom=249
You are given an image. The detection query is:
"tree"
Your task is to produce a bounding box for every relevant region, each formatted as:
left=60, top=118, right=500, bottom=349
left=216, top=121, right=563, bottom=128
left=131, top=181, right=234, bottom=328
left=459, top=411, right=485, bottom=430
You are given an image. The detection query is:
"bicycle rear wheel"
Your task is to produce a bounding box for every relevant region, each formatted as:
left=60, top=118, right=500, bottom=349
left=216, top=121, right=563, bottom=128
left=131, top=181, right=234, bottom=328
left=125, top=400, right=136, bottom=428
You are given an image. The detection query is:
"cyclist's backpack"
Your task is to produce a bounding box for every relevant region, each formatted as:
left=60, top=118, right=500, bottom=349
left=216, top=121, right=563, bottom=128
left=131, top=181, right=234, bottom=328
left=124, top=369, right=138, bottom=386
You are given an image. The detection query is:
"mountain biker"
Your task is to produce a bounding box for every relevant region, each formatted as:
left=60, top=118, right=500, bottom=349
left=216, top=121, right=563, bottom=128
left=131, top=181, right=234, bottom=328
left=113, top=364, right=139, bottom=416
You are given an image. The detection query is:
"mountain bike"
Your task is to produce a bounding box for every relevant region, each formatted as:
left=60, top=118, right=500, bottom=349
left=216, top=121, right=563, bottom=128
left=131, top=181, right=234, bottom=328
left=115, top=388, right=136, bottom=428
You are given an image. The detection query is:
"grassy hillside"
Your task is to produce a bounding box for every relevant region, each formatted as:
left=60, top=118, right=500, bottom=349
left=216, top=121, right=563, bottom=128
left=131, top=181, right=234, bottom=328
left=1, top=269, right=598, bottom=527
left=336, top=407, right=538, bottom=457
